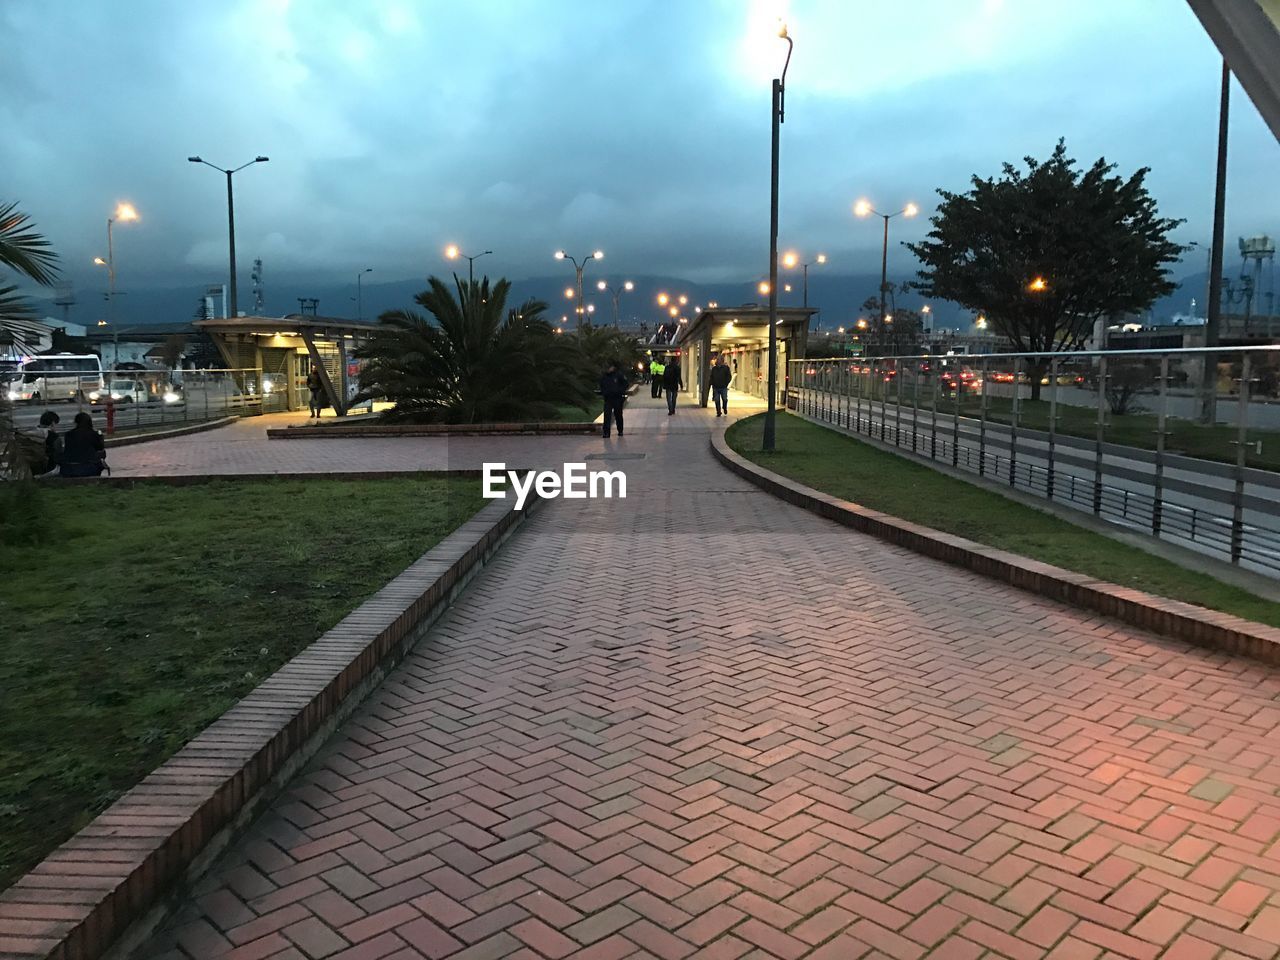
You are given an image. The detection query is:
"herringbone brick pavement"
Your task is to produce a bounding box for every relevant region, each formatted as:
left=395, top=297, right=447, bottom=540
left=135, top=394, right=1280, bottom=959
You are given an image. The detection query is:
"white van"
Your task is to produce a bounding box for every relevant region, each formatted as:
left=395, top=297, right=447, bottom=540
left=6, top=354, right=105, bottom=402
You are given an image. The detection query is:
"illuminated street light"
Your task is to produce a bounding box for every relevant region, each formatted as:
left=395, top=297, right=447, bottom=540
left=1028, top=276, right=1048, bottom=292
left=854, top=199, right=918, bottom=327
left=443, top=244, right=492, bottom=285
left=598, top=279, right=635, bottom=327
left=554, top=249, right=603, bottom=324
left=565, top=287, right=575, bottom=299
left=99, top=201, right=141, bottom=365
left=764, top=15, right=795, bottom=451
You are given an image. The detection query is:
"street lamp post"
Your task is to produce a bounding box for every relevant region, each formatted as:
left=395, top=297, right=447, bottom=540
left=763, top=21, right=793, bottom=452
left=444, top=245, right=493, bottom=287
left=781, top=251, right=826, bottom=309
left=597, top=280, right=635, bottom=327
left=854, top=199, right=918, bottom=341
left=355, top=268, right=373, bottom=321
left=95, top=203, right=138, bottom=369
left=187, top=155, right=269, bottom=319
left=554, top=249, right=603, bottom=326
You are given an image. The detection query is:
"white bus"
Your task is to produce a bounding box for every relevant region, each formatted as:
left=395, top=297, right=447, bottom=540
left=5, top=354, right=105, bottom=402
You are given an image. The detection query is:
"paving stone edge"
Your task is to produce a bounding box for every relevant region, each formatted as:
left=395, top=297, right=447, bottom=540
left=711, top=428, right=1280, bottom=665
left=0, top=491, right=543, bottom=960
left=266, top=421, right=598, bottom=438
left=103, top=417, right=239, bottom=449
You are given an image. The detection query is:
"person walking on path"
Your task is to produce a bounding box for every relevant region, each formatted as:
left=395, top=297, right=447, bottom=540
left=650, top=357, right=665, bottom=399
left=662, top=353, right=684, bottom=416
left=599, top=360, right=628, bottom=438
left=710, top=354, right=733, bottom=417
left=306, top=366, right=324, bottom=418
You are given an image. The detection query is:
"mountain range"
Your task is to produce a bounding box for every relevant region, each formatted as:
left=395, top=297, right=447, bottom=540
left=31, top=269, right=1210, bottom=333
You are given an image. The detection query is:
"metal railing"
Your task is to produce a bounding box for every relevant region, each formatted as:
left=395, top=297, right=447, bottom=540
left=787, top=345, right=1280, bottom=577
left=2, top=368, right=287, bottom=435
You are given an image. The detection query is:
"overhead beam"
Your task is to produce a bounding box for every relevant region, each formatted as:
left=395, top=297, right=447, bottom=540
left=1186, top=0, right=1280, bottom=141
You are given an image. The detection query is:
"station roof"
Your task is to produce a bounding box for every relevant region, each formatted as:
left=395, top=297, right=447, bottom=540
left=194, top=314, right=381, bottom=336
left=676, top=303, right=817, bottom=348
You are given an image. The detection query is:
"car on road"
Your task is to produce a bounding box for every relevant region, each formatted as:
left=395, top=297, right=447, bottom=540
left=90, top=379, right=150, bottom=403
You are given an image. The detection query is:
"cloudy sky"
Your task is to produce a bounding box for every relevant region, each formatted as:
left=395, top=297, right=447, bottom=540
left=3, top=0, right=1279, bottom=301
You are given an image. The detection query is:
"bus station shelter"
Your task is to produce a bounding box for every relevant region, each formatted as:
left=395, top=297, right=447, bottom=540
left=675, top=304, right=815, bottom=407
left=195, top=314, right=379, bottom=416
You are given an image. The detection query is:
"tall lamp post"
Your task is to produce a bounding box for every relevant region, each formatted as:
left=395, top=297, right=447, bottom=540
left=444, top=244, right=492, bottom=287
left=187, top=154, right=269, bottom=319
left=763, top=20, right=793, bottom=452
left=1202, top=59, right=1230, bottom=424
left=355, top=268, right=373, bottom=320
left=94, top=202, right=138, bottom=369
left=854, top=199, right=918, bottom=338
left=597, top=279, right=635, bottom=327
left=554, top=249, right=603, bottom=325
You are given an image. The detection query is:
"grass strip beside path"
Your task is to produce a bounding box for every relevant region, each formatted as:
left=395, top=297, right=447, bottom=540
left=0, top=476, right=484, bottom=891
left=726, top=413, right=1280, bottom=629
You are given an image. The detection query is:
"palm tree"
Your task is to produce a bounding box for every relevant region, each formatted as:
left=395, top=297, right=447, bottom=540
left=1, top=201, right=60, bottom=330
left=1, top=202, right=60, bottom=482
left=354, top=275, right=591, bottom=423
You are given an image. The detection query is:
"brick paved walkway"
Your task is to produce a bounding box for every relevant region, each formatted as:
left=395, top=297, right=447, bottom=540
left=136, top=393, right=1280, bottom=960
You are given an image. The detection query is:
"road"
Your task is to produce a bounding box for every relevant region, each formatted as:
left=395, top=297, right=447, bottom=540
left=6, top=386, right=276, bottom=431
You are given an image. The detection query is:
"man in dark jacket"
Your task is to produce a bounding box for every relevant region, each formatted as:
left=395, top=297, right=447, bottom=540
left=662, top=353, right=683, bottom=415
left=599, top=360, right=628, bottom=438
left=710, top=355, right=733, bottom=417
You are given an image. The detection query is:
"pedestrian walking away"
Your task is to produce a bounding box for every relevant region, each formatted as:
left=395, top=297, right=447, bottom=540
left=662, top=353, right=684, bottom=415
left=650, top=357, right=665, bottom=398
left=599, top=359, right=628, bottom=438
left=306, top=366, right=324, bottom=418
left=710, top=354, right=732, bottom=416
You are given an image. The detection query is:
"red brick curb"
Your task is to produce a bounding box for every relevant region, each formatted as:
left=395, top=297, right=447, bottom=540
left=266, top=421, right=598, bottom=439
left=0, top=494, right=542, bottom=960
left=103, top=416, right=238, bottom=449
left=711, top=428, right=1280, bottom=665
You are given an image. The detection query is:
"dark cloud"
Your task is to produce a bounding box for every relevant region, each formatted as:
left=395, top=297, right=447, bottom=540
left=3, top=0, right=1278, bottom=313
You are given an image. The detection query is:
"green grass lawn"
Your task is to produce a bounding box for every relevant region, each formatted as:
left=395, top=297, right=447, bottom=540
left=727, top=413, right=1280, bottom=629
left=0, top=476, right=484, bottom=891
left=549, top=403, right=597, bottom=422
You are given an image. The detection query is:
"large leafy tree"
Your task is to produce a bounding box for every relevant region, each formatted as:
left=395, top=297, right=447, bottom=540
left=354, top=275, right=590, bottom=423
left=907, top=140, right=1184, bottom=397
left=2, top=202, right=60, bottom=483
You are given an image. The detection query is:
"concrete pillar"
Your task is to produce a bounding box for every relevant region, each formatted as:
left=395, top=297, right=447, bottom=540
left=699, top=324, right=712, bottom=407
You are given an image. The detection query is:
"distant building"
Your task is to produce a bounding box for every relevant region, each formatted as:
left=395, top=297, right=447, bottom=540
left=0, top=316, right=88, bottom=358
